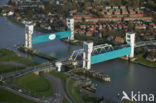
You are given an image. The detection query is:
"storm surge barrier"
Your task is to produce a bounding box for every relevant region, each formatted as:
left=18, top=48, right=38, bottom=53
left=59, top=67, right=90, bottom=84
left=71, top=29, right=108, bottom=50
left=25, top=18, right=74, bottom=48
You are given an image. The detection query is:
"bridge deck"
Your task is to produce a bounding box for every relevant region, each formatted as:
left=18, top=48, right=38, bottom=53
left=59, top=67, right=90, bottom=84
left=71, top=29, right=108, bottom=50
left=91, top=46, right=131, bottom=64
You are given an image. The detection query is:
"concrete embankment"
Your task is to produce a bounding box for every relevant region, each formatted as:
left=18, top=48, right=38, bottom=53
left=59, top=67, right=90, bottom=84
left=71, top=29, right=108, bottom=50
left=120, top=56, right=156, bottom=68
left=69, top=68, right=111, bottom=82
left=18, top=45, right=57, bottom=61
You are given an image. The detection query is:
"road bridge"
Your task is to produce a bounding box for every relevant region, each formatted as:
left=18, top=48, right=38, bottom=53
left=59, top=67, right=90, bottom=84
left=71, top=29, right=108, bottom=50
left=7, top=32, right=156, bottom=79
left=68, top=32, right=135, bottom=69
left=23, top=17, right=156, bottom=71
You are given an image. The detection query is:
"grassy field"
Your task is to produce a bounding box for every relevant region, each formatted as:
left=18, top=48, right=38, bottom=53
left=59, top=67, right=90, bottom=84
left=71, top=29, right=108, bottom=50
left=135, top=54, right=156, bottom=68
left=82, top=95, right=103, bottom=103
left=50, top=71, right=68, bottom=81
left=69, top=80, right=102, bottom=103
left=0, top=88, right=37, bottom=103
left=50, top=71, right=75, bottom=103
left=122, top=99, right=136, bottom=103
left=63, top=97, right=69, bottom=103
left=50, top=71, right=101, bottom=103
left=0, top=49, right=37, bottom=66
left=68, top=80, right=84, bottom=103
left=0, top=65, right=22, bottom=74
left=15, top=73, right=53, bottom=97
left=0, top=49, right=38, bottom=74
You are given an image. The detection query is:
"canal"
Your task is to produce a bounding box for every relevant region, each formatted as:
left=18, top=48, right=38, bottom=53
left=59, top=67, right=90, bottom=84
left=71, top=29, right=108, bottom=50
left=0, top=0, right=156, bottom=102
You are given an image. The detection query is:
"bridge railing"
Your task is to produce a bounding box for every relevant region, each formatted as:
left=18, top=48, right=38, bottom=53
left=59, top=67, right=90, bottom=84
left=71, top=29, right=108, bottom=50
left=92, top=44, right=130, bottom=56
left=69, top=43, right=131, bottom=61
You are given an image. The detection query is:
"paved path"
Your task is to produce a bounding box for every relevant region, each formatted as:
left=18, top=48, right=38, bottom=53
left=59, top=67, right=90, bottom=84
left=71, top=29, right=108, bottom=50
left=66, top=78, right=78, bottom=103
left=0, top=61, right=28, bottom=80
left=43, top=73, right=73, bottom=103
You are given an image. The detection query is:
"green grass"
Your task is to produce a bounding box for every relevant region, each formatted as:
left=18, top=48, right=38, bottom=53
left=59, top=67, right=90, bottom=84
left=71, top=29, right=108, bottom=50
left=50, top=71, right=68, bottom=81
left=50, top=71, right=83, bottom=103
left=63, top=97, right=69, bottom=103
left=135, top=54, right=156, bottom=68
left=82, top=95, right=102, bottom=103
left=0, top=65, right=23, bottom=74
left=18, top=46, right=57, bottom=61
left=122, top=99, right=136, bottom=103
left=0, top=49, right=37, bottom=66
left=50, top=71, right=69, bottom=96
left=50, top=71, right=101, bottom=103
left=8, top=78, right=14, bottom=86
left=50, top=71, right=99, bottom=103
left=15, top=73, right=53, bottom=97
left=69, top=80, right=84, bottom=103
left=0, top=49, right=38, bottom=74
left=0, top=88, right=37, bottom=103
left=50, top=71, right=73, bottom=102
left=0, top=81, right=3, bottom=86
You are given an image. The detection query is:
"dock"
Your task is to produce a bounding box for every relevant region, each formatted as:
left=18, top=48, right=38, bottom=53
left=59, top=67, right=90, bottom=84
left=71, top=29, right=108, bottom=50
left=69, top=68, right=111, bottom=82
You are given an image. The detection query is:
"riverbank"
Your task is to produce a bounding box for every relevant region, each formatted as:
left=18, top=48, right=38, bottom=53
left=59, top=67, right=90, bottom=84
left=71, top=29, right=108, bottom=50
left=134, top=54, right=156, bottom=68
left=50, top=71, right=106, bottom=103
left=121, top=54, right=156, bottom=68
left=18, top=45, right=58, bottom=61
left=3, top=8, right=156, bottom=70
left=7, top=16, right=24, bottom=27
left=6, top=16, right=51, bottom=33
left=0, top=49, right=38, bottom=74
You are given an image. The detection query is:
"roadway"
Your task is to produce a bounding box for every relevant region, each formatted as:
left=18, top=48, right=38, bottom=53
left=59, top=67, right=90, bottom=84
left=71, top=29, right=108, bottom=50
left=66, top=77, right=78, bottom=103
left=43, top=74, right=64, bottom=103
left=1, top=59, right=73, bottom=80
left=1, top=40, right=156, bottom=103
left=1, top=40, right=155, bottom=81
left=135, top=40, right=156, bottom=47
left=1, top=62, right=54, bottom=80
left=1, top=72, right=75, bottom=103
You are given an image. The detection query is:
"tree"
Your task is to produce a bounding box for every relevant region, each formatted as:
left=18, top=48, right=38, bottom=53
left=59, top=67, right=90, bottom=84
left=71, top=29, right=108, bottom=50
left=84, top=2, right=91, bottom=8
left=44, top=1, right=51, bottom=12
left=26, top=9, right=33, bottom=19
left=102, top=32, right=108, bottom=38
left=128, top=21, right=134, bottom=31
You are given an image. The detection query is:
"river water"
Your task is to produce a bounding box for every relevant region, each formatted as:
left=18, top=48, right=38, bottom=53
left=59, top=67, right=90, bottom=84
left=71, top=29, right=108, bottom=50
left=0, top=1, right=156, bottom=102
left=92, top=59, right=156, bottom=102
